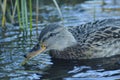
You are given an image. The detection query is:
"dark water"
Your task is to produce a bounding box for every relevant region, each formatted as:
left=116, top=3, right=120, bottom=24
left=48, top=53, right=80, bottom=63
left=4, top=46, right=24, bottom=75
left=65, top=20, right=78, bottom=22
left=1, top=0, right=120, bottom=80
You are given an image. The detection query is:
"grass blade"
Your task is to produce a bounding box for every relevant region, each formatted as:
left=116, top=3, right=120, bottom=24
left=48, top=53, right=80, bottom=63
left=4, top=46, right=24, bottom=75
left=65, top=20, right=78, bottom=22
left=21, top=0, right=25, bottom=29
left=36, top=0, right=39, bottom=36
left=1, top=0, right=7, bottom=27
left=16, top=0, right=22, bottom=29
left=11, top=0, right=17, bottom=23
left=52, top=0, right=64, bottom=22
left=24, top=0, right=28, bottom=29
left=29, top=0, right=32, bottom=31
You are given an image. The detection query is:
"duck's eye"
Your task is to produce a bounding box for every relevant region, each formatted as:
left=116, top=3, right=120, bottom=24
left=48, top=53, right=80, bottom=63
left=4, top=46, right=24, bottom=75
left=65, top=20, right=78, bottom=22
left=49, top=33, right=54, bottom=37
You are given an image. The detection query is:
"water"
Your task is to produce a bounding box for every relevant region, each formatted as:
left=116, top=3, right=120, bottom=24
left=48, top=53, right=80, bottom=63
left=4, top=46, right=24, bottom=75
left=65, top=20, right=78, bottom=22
left=1, top=0, right=120, bottom=80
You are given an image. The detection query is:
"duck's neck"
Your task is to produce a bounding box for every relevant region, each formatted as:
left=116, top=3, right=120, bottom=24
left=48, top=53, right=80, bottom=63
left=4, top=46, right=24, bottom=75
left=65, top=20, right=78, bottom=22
left=49, top=44, right=88, bottom=60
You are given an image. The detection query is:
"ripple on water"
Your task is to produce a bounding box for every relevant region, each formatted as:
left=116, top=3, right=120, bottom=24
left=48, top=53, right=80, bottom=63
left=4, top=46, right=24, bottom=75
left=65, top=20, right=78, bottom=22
left=72, top=69, right=120, bottom=78
left=64, top=69, right=120, bottom=80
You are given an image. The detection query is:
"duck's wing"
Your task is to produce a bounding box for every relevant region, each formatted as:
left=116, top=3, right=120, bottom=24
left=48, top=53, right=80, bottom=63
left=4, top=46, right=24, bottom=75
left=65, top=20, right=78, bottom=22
left=84, top=26, right=120, bottom=58
left=86, top=26, right=120, bottom=43
left=68, top=18, right=120, bottom=43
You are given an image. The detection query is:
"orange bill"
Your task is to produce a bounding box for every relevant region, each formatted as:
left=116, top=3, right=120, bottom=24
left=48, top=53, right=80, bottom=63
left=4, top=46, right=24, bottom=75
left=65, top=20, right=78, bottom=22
left=21, top=43, right=46, bottom=65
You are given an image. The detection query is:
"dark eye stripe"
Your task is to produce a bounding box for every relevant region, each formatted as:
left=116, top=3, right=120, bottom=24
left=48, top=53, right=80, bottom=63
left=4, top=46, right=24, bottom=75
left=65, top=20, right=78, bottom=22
left=42, top=32, right=60, bottom=42
left=38, top=24, right=63, bottom=41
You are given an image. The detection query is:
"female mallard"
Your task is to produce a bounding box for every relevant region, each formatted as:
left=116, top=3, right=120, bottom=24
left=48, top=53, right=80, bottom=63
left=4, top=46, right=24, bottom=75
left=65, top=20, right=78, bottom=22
left=23, top=18, right=120, bottom=64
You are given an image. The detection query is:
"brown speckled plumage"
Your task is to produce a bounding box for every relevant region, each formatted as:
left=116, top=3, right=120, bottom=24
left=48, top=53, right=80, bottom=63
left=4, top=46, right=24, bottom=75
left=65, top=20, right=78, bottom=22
left=48, top=19, right=120, bottom=59
left=26, top=19, right=120, bottom=61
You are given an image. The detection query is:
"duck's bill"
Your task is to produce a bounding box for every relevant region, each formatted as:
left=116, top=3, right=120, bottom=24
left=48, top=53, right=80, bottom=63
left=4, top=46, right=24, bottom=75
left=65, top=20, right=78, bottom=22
left=21, top=43, right=46, bottom=65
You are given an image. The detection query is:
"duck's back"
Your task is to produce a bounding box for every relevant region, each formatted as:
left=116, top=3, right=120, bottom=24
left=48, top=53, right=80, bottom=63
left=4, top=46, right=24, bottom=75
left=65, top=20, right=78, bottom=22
left=68, top=18, right=120, bottom=43
left=50, top=19, right=120, bottom=60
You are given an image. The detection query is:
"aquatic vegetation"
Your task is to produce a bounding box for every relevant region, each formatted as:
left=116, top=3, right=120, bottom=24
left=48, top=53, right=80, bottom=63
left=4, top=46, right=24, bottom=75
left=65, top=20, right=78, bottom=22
left=1, top=0, right=7, bottom=27
left=0, top=0, right=62, bottom=32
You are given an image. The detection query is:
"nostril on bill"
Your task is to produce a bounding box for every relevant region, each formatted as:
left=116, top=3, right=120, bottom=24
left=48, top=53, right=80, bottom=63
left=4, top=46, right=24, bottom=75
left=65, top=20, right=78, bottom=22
left=23, top=43, right=41, bottom=58
left=29, top=43, right=41, bottom=52
left=23, top=54, right=27, bottom=58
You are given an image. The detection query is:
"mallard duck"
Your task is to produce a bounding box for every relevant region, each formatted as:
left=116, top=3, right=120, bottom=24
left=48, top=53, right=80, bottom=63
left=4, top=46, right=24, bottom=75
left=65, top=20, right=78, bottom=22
left=22, top=18, right=120, bottom=65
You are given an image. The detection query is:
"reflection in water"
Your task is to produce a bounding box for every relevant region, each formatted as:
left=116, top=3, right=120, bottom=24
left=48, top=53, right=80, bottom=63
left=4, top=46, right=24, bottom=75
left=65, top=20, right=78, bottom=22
left=0, top=0, right=120, bottom=80
left=42, top=56, right=120, bottom=79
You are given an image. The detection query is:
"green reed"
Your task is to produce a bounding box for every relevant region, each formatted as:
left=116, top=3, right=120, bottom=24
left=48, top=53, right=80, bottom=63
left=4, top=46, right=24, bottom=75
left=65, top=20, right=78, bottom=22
left=0, top=0, right=62, bottom=31
left=29, top=0, right=32, bottom=31
left=21, top=0, right=28, bottom=30
left=11, top=0, right=16, bottom=23
left=16, top=0, right=33, bottom=31
left=36, top=0, right=39, bottom=36
left=52, top=0, right=64, bottom=23
left=93, top=3, right=96, bottom=21
left=1, top=0, right=7, bottom=27
left=16, top=0, right=22, bottom=29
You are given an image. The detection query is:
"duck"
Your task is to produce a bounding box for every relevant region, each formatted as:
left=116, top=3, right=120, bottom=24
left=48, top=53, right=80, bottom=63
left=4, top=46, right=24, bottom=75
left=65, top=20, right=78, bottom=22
left=22, top=18, right=120, bottom=65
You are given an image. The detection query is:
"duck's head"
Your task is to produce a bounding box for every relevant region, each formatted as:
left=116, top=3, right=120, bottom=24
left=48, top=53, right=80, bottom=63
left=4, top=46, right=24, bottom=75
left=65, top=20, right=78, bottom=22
left=22, top=24, right=77, bottom=65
